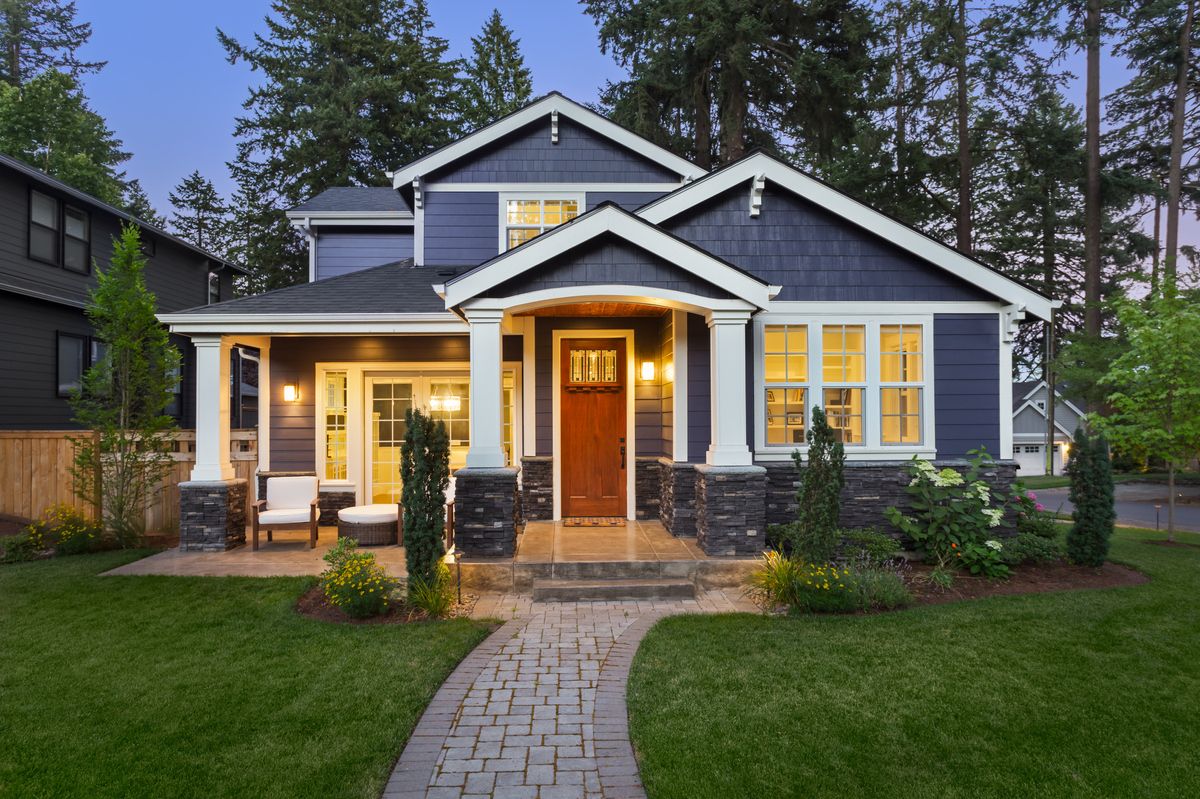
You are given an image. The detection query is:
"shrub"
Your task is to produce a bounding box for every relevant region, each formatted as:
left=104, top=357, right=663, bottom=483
left=787, top=406, right=845, bottom=562
left=747, top=552, right=855, bottom=614
left=35, top=504, right=102, bottom=556
left=1, top=531, right=46, bottom=564
left=407, top=562, right=454, bottom=618
left=955, top=539, right=1010, bottom=579
left=1014, top=489, right=1059, bottom=538
left=747, top=550, right=805, bottom=610
left=849, top=560, right=913, bottom=611
left=1001, top=531, right=1064, bottom=566
left=840, top=528, right=900, bottom=565
left=320, top=538, right=397, bottom=618
left=401, top=407, right=450, bottom=589
left=1066, top=427, right=1115, bottom=567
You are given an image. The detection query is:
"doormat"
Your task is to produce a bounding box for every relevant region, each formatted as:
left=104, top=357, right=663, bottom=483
left=562, top=517, right=626, bottom=527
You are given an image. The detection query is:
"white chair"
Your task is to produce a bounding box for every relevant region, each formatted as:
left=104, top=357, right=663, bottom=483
left=252, top=476, right=319, bottom=551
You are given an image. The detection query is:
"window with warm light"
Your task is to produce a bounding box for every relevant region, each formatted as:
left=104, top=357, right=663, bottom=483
left=323, top=372, right=348, bottom=479
left=822, top=324, right=865, bottom=444
left=764, top=324, right=808, bottom=445
left=880, top=324, right=924, bottom=444
left=504, top=197, right=580, bottom=250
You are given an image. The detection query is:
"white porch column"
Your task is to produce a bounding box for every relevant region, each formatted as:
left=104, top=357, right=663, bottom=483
left=706, top=310, right=753, bottom=467
left=191, top=335, right=234, bottom=481
left=465, top=308, right=507, bottom=468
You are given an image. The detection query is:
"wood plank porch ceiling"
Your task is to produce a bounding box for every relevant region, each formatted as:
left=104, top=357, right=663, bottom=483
left=514, top=302, right=668, bottom=318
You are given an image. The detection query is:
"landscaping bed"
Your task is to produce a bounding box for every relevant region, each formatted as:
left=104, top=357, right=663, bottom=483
left=295, top=583, right=479, bottom=624
left=905, top=559, right=1146, bottom=604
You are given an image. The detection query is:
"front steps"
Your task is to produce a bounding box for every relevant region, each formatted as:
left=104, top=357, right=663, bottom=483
left=457, top=556, right=760, bottom=593
left=532, top=577, right=697, bottom=602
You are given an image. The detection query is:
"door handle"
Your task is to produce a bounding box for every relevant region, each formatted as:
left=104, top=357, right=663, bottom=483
left=620, top=444, right=626, bottom=470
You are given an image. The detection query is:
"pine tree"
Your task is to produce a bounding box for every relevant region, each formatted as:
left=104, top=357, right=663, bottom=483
left=461, top=9, right=532, bottom=130
left=789, top=406, right=846, bottom=563
left=121, top=178, right=163, bottom=226
left=401, top=407, right=450, bottom=589
left=0, top=0, right=103, bottom=86
left=224, top=170, right=306, bottom=295
left=169, top=170, right=228, bottom=254
left=1065, top=426, right=1114, bottom=566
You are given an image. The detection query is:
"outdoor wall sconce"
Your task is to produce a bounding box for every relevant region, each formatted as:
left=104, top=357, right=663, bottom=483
left=283, top=383, right=299, bottom=402
left=641, top=361, right=655, bottom=381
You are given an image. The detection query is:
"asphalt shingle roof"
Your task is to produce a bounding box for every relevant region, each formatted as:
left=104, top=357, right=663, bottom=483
left=288, top=187, right=413, bottom=215
left=175, top=260, right=456, bottom=315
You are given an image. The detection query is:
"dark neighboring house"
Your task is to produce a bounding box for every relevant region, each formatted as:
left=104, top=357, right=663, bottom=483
left=0, top=152, right=250, bottom=430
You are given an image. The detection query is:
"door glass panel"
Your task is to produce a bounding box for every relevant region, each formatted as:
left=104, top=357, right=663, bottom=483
left=370, top=380, right=412, bottom=503
left=430, top=379, right=470, bottom=471
left=323, top=372, right=348, bottom=480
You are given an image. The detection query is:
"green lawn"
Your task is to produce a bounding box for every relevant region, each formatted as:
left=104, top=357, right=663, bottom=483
left=628, top=527, right=1200, bottom=799
left=0, top=551, right=491, bottom=799
left=1020, top=472, right=1200, bottom=490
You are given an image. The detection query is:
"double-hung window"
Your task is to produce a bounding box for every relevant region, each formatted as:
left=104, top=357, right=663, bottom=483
left=30, top=190, right=60, bottom=264
left=879, top=324, right=924, bottom=444
left=56, top=332, right=89, bottom=397
left=764, top=324, right=808, bottom=445
left=502, top=195, right=581, bottom=251
left=822, top=324, right=866, bottom=445
left=30, top=190, right=90, bottom=273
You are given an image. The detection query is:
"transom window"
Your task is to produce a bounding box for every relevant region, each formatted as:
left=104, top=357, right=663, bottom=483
left=503, top=196, right=580, bottom=250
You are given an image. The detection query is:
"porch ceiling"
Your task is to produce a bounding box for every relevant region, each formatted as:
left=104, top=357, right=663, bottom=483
left=515, top=301, right=667, bottom=318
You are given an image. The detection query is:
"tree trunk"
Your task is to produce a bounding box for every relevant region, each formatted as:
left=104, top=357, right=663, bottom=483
left=721, top=65, right=747, bottom=164
left=1164, top=0, right=1195, bottom=290
left=693, top=73, right=712, bottom=170
left=894, top=13, right=907, bottom=184
left=955, top=0, right=972, bottom=253
left=1151, top=191, right=1162, bottom=297
left=1083, top=0, right=1102, bottom=336
left=1168, top=462, right=1176, bottom=542
left=1043, top=205, right=1057, bottom=475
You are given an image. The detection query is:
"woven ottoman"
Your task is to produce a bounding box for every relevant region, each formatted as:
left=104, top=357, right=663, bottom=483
left=337, top=504, right=399, bottom=546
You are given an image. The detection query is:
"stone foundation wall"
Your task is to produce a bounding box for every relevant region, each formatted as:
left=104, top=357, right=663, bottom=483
left=520, top=456, right=553, bottom=521
left=454, top=467, right=520, bottom=557
left=658, top=460, right=696, bottom=537
left=694, top=465, right=767, bottom=556
left=762, top=461, right=799, bottom=525
left=634, top=458, right=662, bottom=520
left=317, top=485, right=357, bottom=526
left=179, top=479, right=247, bottom=552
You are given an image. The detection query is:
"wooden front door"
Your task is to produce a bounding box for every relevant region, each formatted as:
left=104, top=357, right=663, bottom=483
left=560, top=338, right=627, bottom=517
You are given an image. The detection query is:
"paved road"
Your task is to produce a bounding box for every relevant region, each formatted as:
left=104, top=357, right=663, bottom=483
left=1035, top=483, right=1200, bottom=534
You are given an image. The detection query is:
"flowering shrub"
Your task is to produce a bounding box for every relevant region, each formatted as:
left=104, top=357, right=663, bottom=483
left=748, top=551, right=877, bottom=614
left=319, top=538, right=397, bottom=618
left=1014, top=489, right=1060, bottom=539
left=885, top=450, right=1012, bottom=581
left=32, top=504, right=101, bottom=556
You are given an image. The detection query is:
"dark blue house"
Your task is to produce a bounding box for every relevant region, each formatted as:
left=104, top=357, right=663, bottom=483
left=161, top=93, right=1056, bottom=556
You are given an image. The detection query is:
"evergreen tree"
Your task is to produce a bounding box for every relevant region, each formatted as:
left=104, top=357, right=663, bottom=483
left=789, top=406, right=846, bottom=563
left=0, top=0, right=103, bottom=86
left=461, top=9, right=532, bottom=130
left=400, top=407, right=450, bottom=589
left=0, top=69, right=128, bottom=204
left=169, top=170, right=228, bottom=254
left=121, top=178, right=163, bottom=226
left=1064, top=426, right=1114, bottom=566
left=224, top=171, right=306, bottom=294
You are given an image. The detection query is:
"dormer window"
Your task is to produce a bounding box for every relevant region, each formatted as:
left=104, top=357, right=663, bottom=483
left=500, top=194, right=582, bottom=251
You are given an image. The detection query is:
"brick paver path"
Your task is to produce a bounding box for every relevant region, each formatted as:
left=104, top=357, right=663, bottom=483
left=383, top=592, right=752, bottom=798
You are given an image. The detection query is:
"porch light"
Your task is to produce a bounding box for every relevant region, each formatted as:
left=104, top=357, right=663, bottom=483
left=640, top=361, right=655, bottom=381
left=430, top=393, right=461, bottom=413
left=283, top=383, right=299, bottom=402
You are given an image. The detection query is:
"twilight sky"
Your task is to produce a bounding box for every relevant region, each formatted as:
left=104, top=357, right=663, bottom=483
left=74, top=1, right=1191, bottom=253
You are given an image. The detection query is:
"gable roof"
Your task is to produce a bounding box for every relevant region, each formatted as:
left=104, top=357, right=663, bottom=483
left=287, top=187, right=413, bottom=216
left=440, top=202, right=776, bottom=310
left=0, top=152, right=247, bottom=274
left=637, top=151, right=1058, bottom=321
left=1014, top=379, right=1087, bottom=418
left=389, top=92, right=707, bottom=189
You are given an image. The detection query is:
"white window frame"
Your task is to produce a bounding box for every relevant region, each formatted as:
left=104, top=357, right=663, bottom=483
left=497, top=191, right=585, bottom=254
left=878, top=322, right=926, bottom=447
left=753, top=314, right=936, bottom=460
left=761, top=322, right=811, bottom=449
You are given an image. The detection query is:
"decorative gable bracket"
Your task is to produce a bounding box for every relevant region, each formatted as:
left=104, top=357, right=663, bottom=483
left=1002, top=304, right=1026, bottom=342
left=551, top=109, right=559, bottom=144
left=749, top=173, right=766, bottom=217
left=412, top=176, right=424, bottom=210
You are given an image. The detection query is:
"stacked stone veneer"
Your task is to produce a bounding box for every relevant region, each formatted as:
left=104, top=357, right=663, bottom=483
left=634, top=458, right=662, bottom=520
left=658, top=459, right=696, bottom=537
left=454, top=467, right=520, bottom=557
left=694, top=465, right=767, bottom=556
left=179, top=479, right=247, bottom=552
left=520, top=456, right=553, bottom=521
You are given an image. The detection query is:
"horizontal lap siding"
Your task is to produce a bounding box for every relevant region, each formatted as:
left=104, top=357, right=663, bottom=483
left=315, top=231, right=413, bottom=280
left=585, top=191, right=668, bottom=212
left=687, top=312, right=710, bottom=462
left=424, top=191, right=497, bottom=265
left=430, top=117, right=679, bottom=183
left=934, top=314, right=1000, bottom=458
left=664, top=185, right=993, bottom=302
left=0, top=293, right=90, bottom=428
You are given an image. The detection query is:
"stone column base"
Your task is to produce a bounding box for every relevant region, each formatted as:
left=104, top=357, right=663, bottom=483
left=695, top=464, right=767, bottom=556
left=658, top=460, right=697, bottom=537
left=635, top=458, right=662, bottom=520
left=318, top=482, right=357, bottom=526
left=520, top=456, right=553, bottom=521
left=180, top=479, right=247, bottom=552
left=454, top=467, right=520, bottom=557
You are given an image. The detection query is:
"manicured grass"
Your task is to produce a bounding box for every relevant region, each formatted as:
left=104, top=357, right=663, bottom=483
left=1021, top=472, right=1200, bottom=490
left=0, top=551, right=491, bottom=798
left=628, top=527, right=1200, bottom=798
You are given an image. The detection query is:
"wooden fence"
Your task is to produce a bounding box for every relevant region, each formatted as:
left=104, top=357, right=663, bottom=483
left=0, top=429, right=257, bottom=532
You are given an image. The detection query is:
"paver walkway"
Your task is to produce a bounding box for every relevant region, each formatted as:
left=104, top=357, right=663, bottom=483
left=384, top=592, right=753, bottom=799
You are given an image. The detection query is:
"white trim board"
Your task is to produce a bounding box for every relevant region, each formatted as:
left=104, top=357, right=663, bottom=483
left=496, top=191, right=587, bottom=255
left=1018, top=379, right=1087, bottom=420
left=637, top=151, right=1058, bottom=322
left=428, top=182, right=683, bottom=193
left=390, top=93, right=705, bottom=189
left=551, top=329, right=637, bottom=521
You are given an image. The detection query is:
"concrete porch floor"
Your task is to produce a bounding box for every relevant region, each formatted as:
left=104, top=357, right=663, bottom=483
left=104, top=519, right=761, bottom=590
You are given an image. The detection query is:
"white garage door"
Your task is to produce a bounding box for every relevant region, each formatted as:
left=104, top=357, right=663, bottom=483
left=1015, top=445, right=1046, bottom=477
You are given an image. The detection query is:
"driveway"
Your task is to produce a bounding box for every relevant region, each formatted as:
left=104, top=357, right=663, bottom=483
left=1035, top=483, right=1200, bottom=534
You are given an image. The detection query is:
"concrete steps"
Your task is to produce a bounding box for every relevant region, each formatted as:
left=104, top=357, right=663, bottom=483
left=532, top=577, right=697, bottom=602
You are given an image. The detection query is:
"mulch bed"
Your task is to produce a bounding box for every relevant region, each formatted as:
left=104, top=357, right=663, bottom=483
left=0, top=515, right=29, bottom=538
left=295, top=584, right=478, bottom=625
left=906, top=560, right=1147, bottom=606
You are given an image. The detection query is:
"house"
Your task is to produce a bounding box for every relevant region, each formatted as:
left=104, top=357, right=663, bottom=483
left=0, top=153, right=250, bottom=430
left=1011, top=380, right=1086, bottom=476
left=160, top=92, right=1057, bottom=556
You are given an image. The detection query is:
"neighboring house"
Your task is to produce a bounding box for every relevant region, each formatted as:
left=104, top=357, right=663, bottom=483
left=1012, top=380, right=1086, bottom=477
left=0, top=153, right=249, bottom=430
left=161, top=92, right=1057, bottom=555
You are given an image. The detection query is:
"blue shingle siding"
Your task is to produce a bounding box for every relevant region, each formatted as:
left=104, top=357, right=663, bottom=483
left=687, top=312, right=711, bottom=462
left=315, top=231, right=413, bottom=280
left=429, top=117, right=681, bottom=184
left=663, top=185, right=993, bottom=302
left=423, top=191, right=498, bottom=265
left=585, top=191, right=668, bottom=212
left=934, top=314, right=1000, bottom=458
left=487, top=236, right=734, bottom=299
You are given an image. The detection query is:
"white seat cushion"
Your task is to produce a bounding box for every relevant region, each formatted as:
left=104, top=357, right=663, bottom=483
left=266, top=476, right=318, bottom=510
left=258, top=508, right=310, bottom=525
left=338, top=504, right=399, bottom=524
